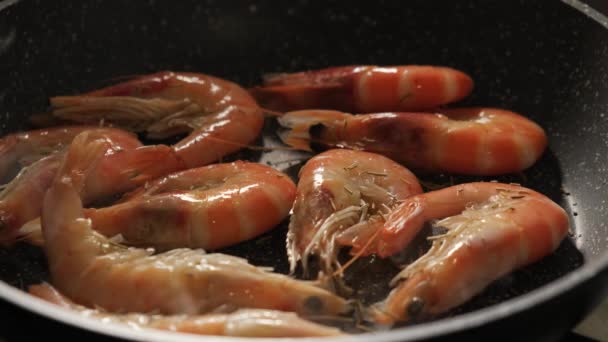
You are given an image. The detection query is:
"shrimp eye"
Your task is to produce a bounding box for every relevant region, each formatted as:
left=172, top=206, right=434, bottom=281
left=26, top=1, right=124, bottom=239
left=309, top=124, right=327, bottom=152
left=303, top=296, right=324, bottom=314
left=406, top=297, right=425, bottom=318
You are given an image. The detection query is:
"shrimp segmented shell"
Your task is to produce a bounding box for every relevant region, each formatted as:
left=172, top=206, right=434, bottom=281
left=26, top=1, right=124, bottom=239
left=42, top=132, right=348, bottom=318
left=367, top=182, right=569, bottom=324
left=0, top=127, right=183, bottom=244
left=45, top=71, right=264, bottom=168
left=0, top=126, right=137, bottom=181
left=29, top=283, right=344, bottom=337
left=250, top=65, right=473, bottom=112
left=85, top=161, right=296, bottom=251
left=288, top=149, right=422, bottom=276
left=278, top=108, right=547, bottom=175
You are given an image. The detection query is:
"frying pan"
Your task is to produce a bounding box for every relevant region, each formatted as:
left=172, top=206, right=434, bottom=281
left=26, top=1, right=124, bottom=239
left=1, top=0, right=608, bottom=340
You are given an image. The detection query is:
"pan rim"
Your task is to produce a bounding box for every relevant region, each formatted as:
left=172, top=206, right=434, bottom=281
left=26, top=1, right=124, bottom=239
left=1, top=0, right=608, bottom=340
left=1, top=253, right=607, bottom=341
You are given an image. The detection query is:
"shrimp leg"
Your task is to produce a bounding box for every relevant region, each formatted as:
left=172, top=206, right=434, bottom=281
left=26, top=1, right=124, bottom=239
left=288, top=149, right=422, bottom=275
left=84, top=161, right=296, bottom=251
left=365, top=182, right=569, bottom=324
left=0, top=126, right=117, bottom=181
left=29, top=283, right=344, bottom=337
left=43, top=72, right=264, bottom=168
left=42, top=132, right=348, bottom=317
left=278, top=108, right=547, bottom=175
left=0, top=128, right=184, bottom=244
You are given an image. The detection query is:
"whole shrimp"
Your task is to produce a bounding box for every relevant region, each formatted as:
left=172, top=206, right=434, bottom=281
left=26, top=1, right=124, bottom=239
left=29, top=283, right=344, bottom=337
left=249, top=65, right=473, bottom=113
left=288, top=149, right=422, bottom=276
left=81, top=161, right=296, bottom=251
left=41, top=132, right=348, bottom=317
left=0, top=127, right=183, bottom=243
left=278, top=108, right=547, bottom=175
left=361, top=182, right=569, bottom=324
left=0, top=126, right=133, bottom=181
left=45, top=71, right=264, bottom=168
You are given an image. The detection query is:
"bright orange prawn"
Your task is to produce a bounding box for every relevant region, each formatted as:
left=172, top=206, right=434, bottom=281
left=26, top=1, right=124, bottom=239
left=249, top=65, right=473, bottom=113
left=46, top=71, right=264, bottom=168
left=83, top=161, right=296, bottom=251
left=0, top=127, right=183, bottom=243
left=41, top=132, right=348, bottom=317
left=358, top=182, right=569, bottom=324
left=29, top=283, right=344, bottom=337
left=278, top=108, right=548, bottom=175
left=287, top=149, right=422, bottom=275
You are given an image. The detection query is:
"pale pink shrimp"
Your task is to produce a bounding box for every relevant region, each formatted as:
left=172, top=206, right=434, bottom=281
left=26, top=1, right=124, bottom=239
left=41, top=132, right=348, bottom=317
left=81, top=161, right=296, bottom=251
left=278, top=108, right=547, bottom=175
left=45, top=71, right=264, bottom=168
left=359, top=182, right=569, bottom=325
left=29, top=283, right=344, bottom=337
left=0, top=126, right=135, bottom=181
left=0, top=156, right=60, bottom=244
left=0, top=128, right=184, bottom=244
left=287, top=149, right=422, bottom=275
left=249, top=65, right=473, bottom=113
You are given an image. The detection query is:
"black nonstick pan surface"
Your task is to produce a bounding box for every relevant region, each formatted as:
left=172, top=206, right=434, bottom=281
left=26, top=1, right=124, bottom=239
left=1, top=0, right=608, bottom=341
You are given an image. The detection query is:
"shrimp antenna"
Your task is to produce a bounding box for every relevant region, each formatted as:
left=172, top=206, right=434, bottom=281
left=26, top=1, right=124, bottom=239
left=261, top=108, right=285, bottom=117
left=198, top=135, right=302, bottom=152
left=332, top=228, right=382, bottom=278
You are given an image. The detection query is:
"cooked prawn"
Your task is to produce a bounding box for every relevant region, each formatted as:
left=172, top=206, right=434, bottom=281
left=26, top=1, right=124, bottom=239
left=250, top=65, right=473, bottom=113
left=363, top=182, right=569, bottom=324
left=0, top=126, right=135, bottom=181
left=81, top=161, right=296, bottom=251
left=278, top=108, right=547, bottom=175
left=287, top=149, right=422, bottom=276
left=0, top=128, right=183, bottom=243
left=42, top=132, right=348, bottom=317
left=29, top=283, right=344, bottom=337
left=0, top=155, right=60, bottom=243
left=45, top=71, right=264, bottom=168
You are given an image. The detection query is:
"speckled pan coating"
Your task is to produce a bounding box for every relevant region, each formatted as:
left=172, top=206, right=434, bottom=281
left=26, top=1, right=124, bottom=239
left=0, top=0, right=608, bottom=340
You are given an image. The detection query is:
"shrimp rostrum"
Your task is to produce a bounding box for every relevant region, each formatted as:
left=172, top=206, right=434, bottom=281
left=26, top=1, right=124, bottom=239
left=41, top=132, right=348, bottom=318
left=362, top=182, right=570, bottom=325
left=279, top=107, right=548, bottom=176
left=287, top=149, right=422, bottom=276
